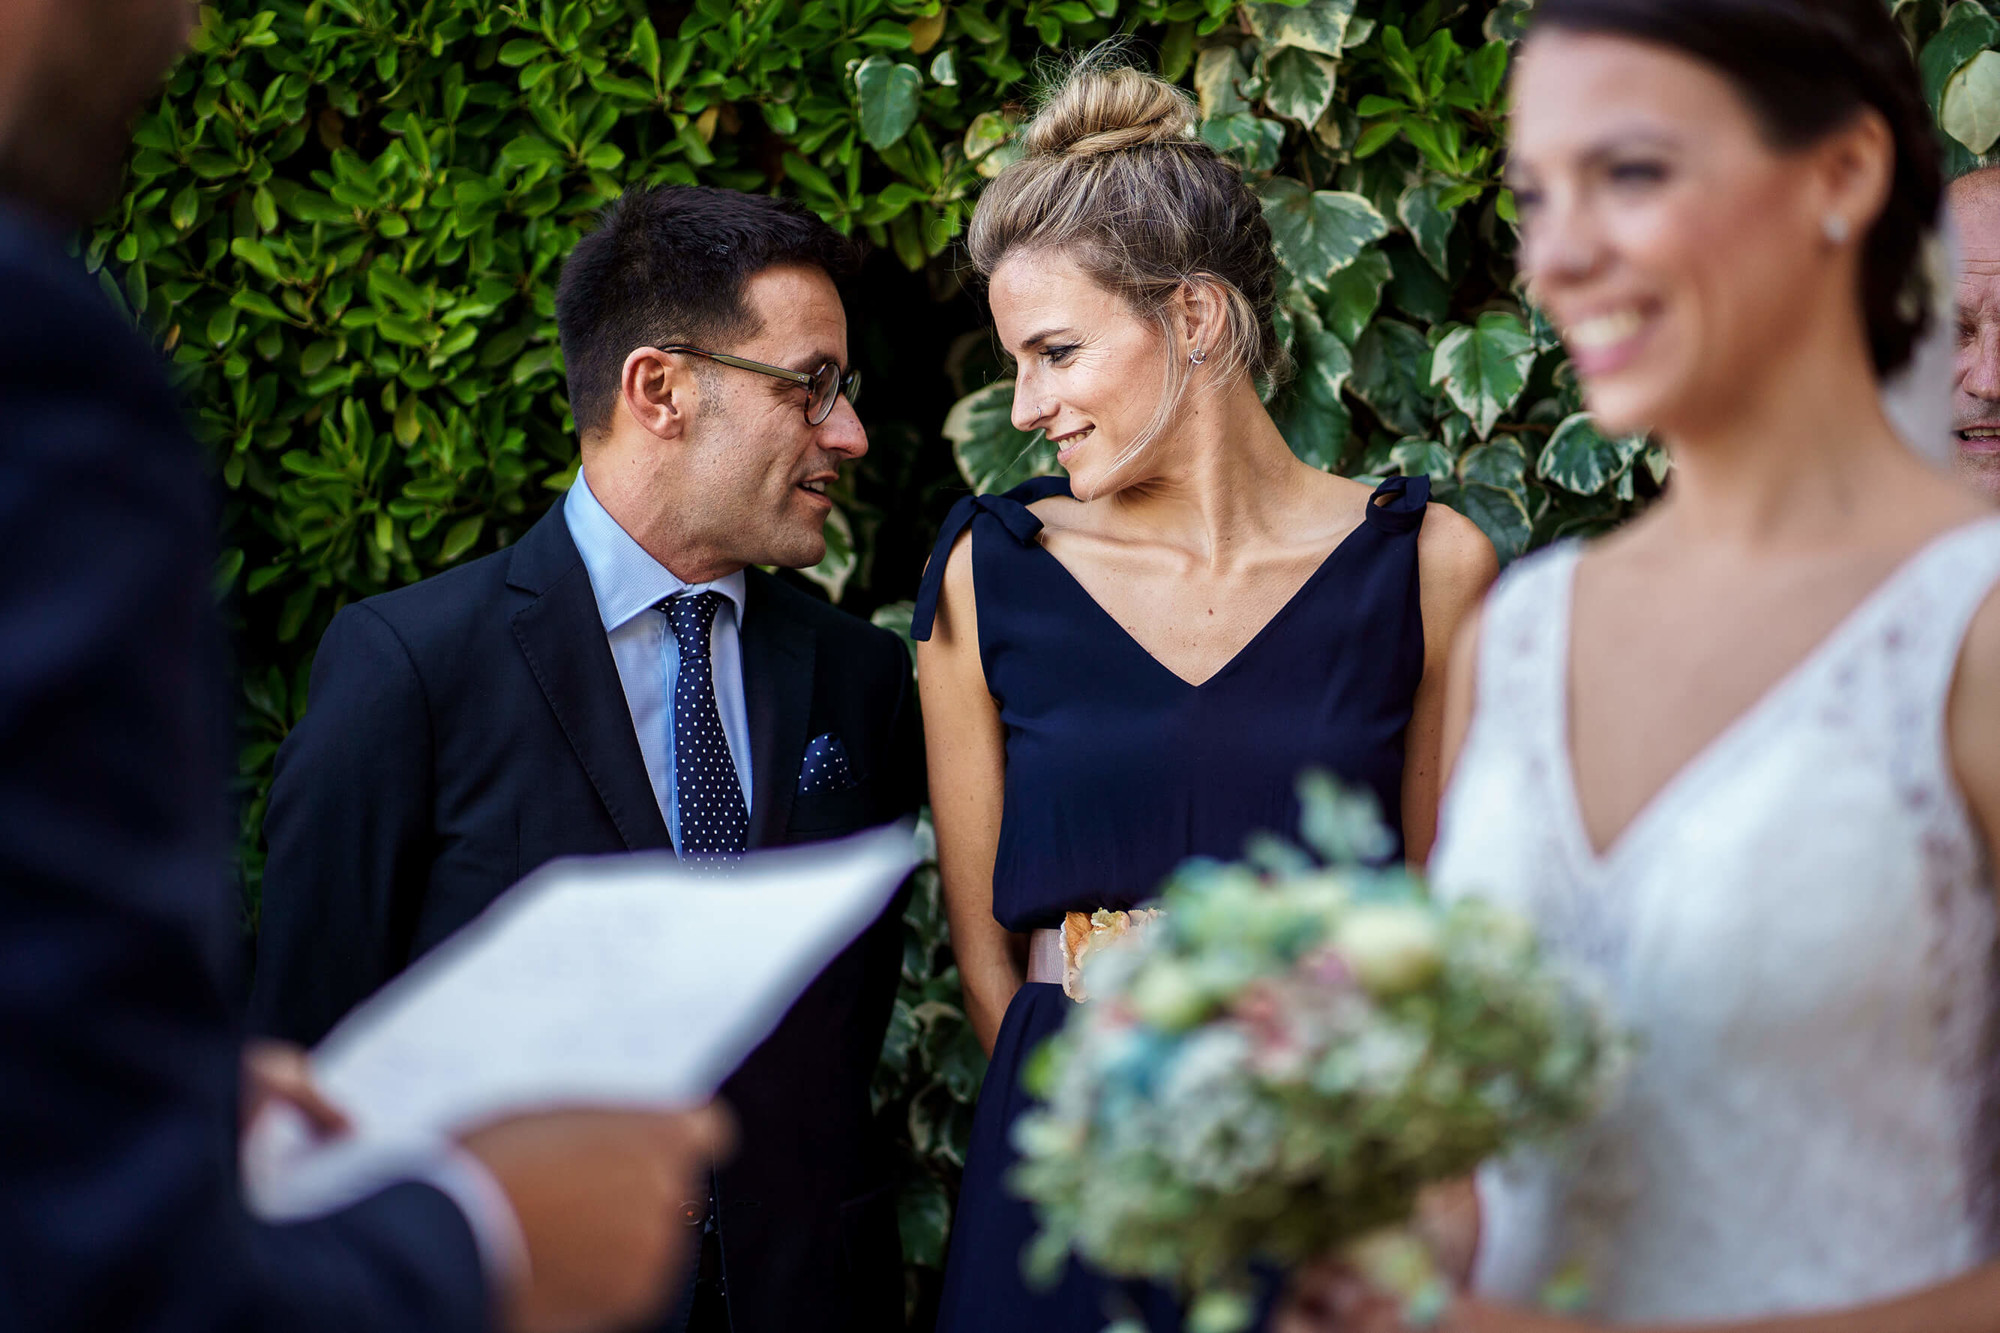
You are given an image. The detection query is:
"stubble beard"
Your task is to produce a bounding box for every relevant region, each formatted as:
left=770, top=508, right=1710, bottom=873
left=1954, top=445, right=2000, bottom=503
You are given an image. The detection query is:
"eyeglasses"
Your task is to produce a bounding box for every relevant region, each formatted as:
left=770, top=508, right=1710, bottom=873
left=655, top=344, right=861, bottom=426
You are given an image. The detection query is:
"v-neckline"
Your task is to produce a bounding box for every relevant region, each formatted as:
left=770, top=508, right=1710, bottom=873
left=1548, top=519, right=2000, bottom=872
left=1028, top=508, right=1376, bottom=691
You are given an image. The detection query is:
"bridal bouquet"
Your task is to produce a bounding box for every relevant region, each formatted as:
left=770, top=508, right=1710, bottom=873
left=1010, top=774, right=1619, bottom=1333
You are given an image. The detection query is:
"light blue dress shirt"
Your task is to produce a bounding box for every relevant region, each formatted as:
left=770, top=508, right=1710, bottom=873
left=563, top=470, right=752, bottom=852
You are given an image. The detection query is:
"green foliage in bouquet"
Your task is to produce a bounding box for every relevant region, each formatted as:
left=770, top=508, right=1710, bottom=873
left=1011, top=774, right=1619, bottom=1333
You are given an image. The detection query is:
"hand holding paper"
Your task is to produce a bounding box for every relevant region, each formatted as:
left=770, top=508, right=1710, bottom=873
left=243, top=821, right=918, bottom=1221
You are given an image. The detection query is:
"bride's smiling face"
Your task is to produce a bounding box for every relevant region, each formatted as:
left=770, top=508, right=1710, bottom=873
left=988, top=247, right=1173, bottom=500
left=1508, top=30, right=1859, bottom=438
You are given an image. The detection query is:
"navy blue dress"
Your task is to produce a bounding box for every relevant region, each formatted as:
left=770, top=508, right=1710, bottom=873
left=910, top=473, right=1430, bottom=1333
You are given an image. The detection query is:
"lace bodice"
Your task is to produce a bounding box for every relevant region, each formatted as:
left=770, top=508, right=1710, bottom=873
left=1429, top=521, right=2000, bottom=1323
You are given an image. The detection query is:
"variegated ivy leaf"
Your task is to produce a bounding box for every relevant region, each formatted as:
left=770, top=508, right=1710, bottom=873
left=1429, top=310, right=1537, bottom=438
left=869, top=600, right=917, bottom=666
left=1273, top=299, right=1352, bottom=468
left=1195, top=45, right=1251, bottom=120
left=944, top=380, right=1057, bottom=495
left=1484, top=0, right=1534, bottom=44
left=1398, top=179, right=1457, bottom=278
left=1390, top=438, right=1454, bottom=484
left=1245, top=0, right=1358, bottom=57
left=1201, top=114, right=1286, bottom=172
left=1274, top=386, right=1351, bottom=471
left=1311, top=101, right=1347, bottom=154
left=799, top=503, right=856, bottom=602
left=1295, top=322, right=1354, bottom=405
left=964, top=111, right=1023, bottom=180
left=1262, top=45, right=1340, bottom=127
left=1460, top=437, right=1530, bottom=492
left=1459, top=481, right=1532, bottom=563
left=1943, top=49, right=2000, bottom=155
left=1350, top=318, right=1436, bottom=438
left=1920, top=1, right=2000, bottom=114
left=1538, top=412, right=1648, bottom=496
left=1260, top=178, right=1390, bottom=292
left=1323, top=248, right=1391, bottom=345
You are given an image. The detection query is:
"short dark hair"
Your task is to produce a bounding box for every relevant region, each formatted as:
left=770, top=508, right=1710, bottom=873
left=1534, top=0, right=1941, bottom=378
left=555, top=185, right=860, bottom=437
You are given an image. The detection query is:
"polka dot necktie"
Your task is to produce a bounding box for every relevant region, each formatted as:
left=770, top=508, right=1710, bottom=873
left=661, top=591, right=747, bottom=857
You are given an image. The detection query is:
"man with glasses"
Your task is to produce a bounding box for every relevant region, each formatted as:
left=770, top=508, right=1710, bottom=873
left=252, top=185, right=923, bottom=1333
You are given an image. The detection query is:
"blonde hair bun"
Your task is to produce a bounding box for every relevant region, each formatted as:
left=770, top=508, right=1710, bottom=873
left=967, top=44, right=1287, bottom=421
left=1023, top=63, right=1199, bottom=159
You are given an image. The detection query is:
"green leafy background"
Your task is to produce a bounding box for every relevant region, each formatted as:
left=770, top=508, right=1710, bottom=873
left=94, top=0, right=1996, bottom=1322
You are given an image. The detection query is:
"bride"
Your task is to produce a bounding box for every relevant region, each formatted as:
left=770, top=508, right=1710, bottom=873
left=1285, top=0, right=2000, bottom=1329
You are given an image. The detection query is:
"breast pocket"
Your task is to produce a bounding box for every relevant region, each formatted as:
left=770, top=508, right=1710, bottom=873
left=787, top=780, right=876, bottom=836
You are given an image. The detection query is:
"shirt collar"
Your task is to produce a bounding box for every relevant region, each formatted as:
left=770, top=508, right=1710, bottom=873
left=562, top=468, right=748, bottom=634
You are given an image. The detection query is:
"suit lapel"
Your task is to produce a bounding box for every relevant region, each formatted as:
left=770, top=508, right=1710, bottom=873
left=741, top=571, right=815, bottom=850
left=508, top=508, right=673, bottom=853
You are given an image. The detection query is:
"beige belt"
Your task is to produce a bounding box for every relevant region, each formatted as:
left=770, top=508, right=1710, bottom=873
left=1024, top=909, right=1163, bottom=1001
left=1026, top=927, right=1066, bottom=986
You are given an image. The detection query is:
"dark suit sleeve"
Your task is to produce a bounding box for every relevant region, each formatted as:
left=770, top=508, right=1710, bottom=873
left=0, top=248, right=488, bottom=1333
left=883, top=632, right=926, bottom=820
left=252, top=602, right=435, bottom=1045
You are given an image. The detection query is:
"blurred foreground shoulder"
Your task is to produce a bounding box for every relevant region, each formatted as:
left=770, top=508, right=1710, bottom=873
left=1948, top=578, right=2000, bottom=871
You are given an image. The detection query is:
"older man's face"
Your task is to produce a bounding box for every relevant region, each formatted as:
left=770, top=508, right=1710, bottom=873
left=1952, top=172, right=2000, bottom=501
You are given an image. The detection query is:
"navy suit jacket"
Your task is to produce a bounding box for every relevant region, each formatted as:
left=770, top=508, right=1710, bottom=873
left=0, top=206, right=490, bottom=1329
left=251, top=497, right=923, bottom=1333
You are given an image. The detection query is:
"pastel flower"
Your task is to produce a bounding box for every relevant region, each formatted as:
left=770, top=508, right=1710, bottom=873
left=1334, top=903, right=1444, bottom=996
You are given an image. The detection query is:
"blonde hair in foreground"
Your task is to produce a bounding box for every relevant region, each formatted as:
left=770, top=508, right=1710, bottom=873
left=968, top=52, right=1286, bottom=483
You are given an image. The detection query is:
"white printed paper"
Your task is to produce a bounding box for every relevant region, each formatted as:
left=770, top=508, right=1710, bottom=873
left=243, top=822, right=918, bottom=1220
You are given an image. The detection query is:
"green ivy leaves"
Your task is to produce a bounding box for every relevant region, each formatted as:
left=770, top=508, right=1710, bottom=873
left=1262, top=46, right=1340, bottom=127
left=1244, top=0, right=1357, bottom=56
left=1945, top=48, right=2000, bottom=156
left=944, top=380, right=1056, bottom=495
left=1922, top=1, right=2000, bottom=167
left=1430, top=312, right=1535, bottom=438
left=1260, top=181, right=1390, bottom=289
left=1923, top=1, right=2000, bottom=115
left=1539, top=413, right=1647, bottom=497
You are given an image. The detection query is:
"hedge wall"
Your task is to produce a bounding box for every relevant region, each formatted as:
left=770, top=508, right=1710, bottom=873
left=94, top=0, right=1999, bottom=1322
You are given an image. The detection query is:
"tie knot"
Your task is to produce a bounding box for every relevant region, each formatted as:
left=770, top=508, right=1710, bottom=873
left=661, top=590, right=726, bottom=647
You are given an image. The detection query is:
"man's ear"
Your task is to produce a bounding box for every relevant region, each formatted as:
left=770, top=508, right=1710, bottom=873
left=619, top=346, right=699, bottom=442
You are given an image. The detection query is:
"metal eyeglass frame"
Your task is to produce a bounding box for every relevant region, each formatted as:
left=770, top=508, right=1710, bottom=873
left=654, top=344, right=861, bottom=426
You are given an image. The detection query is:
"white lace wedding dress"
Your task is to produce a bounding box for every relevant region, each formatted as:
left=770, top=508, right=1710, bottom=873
left=1428, top=519, right=2000, bottom=1322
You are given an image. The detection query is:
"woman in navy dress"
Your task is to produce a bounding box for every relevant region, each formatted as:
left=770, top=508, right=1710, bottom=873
left=911, top=58, right=1497, bottom=1333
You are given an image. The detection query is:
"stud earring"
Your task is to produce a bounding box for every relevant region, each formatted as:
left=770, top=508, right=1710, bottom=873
left=1823, top=214, right=1851, bottom=245
left=1189, top=348, right=1207, bottom=366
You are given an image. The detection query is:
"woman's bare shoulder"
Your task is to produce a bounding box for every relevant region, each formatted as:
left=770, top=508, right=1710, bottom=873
left=1416, top=500, right=1498, bottom=588
left=919, top=521, right=981, bottom=648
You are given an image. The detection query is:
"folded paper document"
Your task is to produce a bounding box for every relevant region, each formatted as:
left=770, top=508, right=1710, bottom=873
left=243, top=821, right=918, bottom=1220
